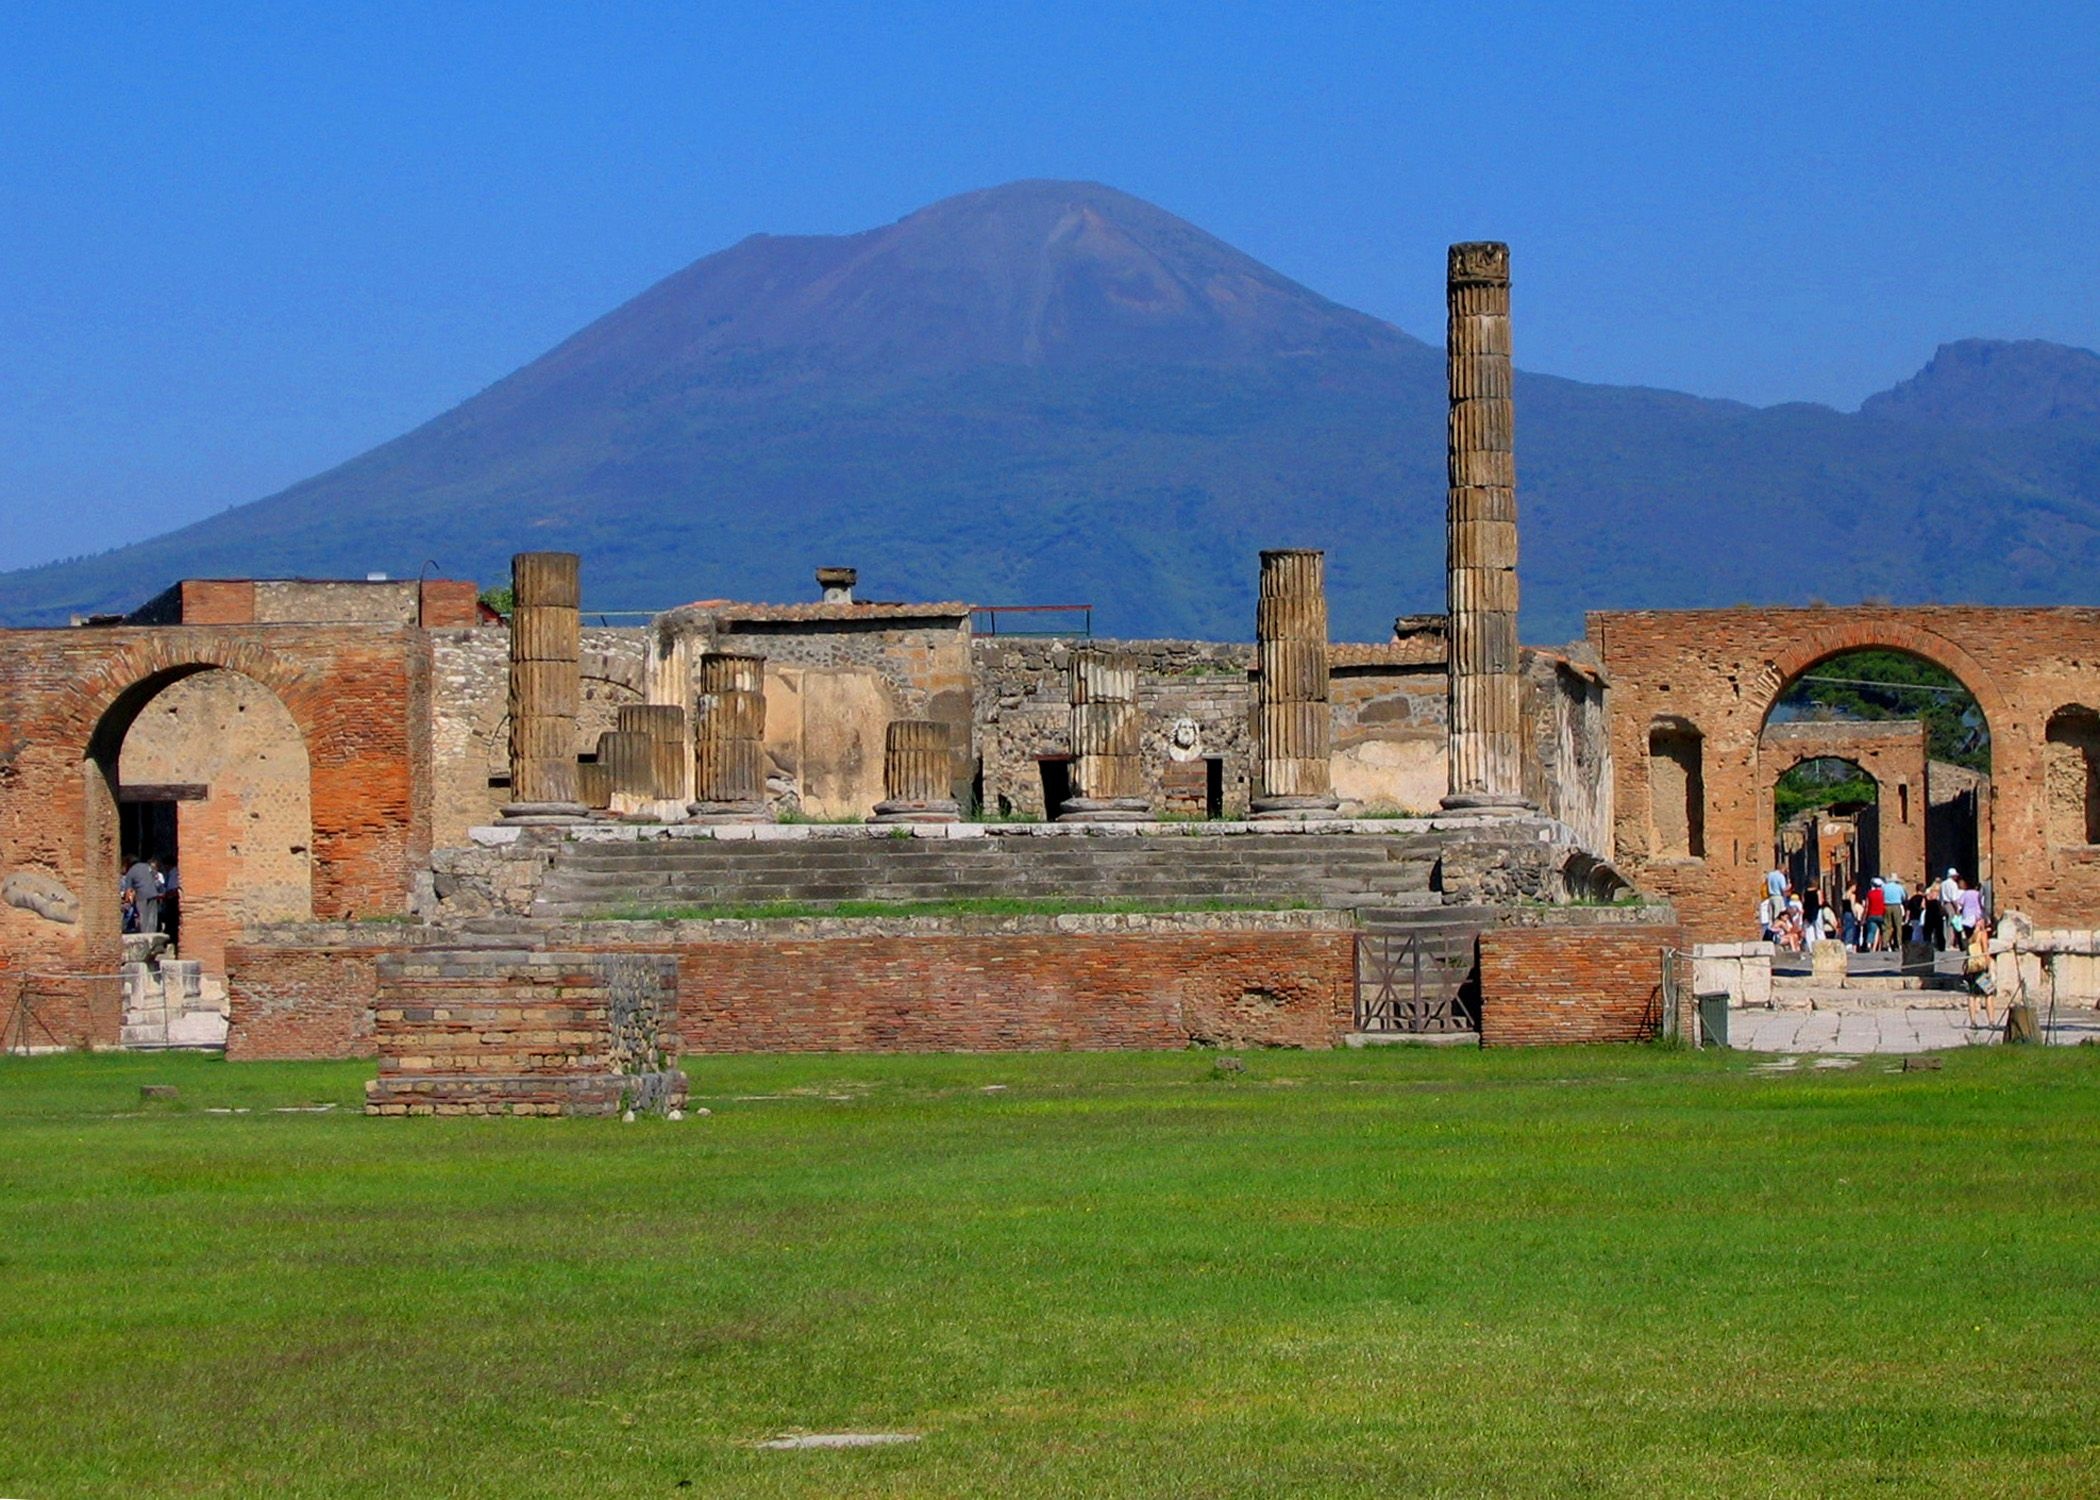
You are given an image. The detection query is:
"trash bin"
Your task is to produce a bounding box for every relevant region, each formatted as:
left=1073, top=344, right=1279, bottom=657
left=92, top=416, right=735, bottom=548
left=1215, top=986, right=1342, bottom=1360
left=1696, top=991, right=1730, bottom=1049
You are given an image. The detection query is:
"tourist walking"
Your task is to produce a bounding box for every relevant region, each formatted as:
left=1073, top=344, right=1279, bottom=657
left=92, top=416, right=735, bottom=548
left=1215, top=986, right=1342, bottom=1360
left=1939, top=869, right=1964, bottom=949
left=1863, top=877, right=1889, bottom=952
left=1963, top=916, right=1996, bottom=1029
left=1957, top=878, right=1985, bottom=944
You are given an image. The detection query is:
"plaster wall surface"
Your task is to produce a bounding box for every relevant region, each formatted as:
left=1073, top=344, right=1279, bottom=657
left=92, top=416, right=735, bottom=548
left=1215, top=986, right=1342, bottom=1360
left=117, top=668, right=314, bottom=977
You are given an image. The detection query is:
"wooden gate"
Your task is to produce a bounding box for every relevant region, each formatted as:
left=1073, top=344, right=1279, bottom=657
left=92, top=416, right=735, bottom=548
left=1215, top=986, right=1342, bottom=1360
left=1353, top=929, right=1480, bottom=1035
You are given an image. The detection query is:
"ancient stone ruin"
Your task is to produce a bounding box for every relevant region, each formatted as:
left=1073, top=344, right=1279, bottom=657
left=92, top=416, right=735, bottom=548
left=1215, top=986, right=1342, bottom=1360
left=4, top=241, right=2097, bottom=1106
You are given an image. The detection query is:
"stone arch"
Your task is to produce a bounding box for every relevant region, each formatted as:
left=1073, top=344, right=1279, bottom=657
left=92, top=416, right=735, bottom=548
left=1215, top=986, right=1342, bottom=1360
left=1762, top=750, right=1883, bottom=903
left=1756, top=623, right=2009, bottom=742
left=115, top=670, right=315, bottom=978
left=74, top=643, right=320, bottom=994
left=1753, top=631, right=1993, bottom=891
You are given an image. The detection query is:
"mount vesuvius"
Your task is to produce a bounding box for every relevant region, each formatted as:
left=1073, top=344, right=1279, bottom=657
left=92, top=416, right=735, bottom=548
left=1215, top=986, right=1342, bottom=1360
left=5, top=180, right=2099, bottom=640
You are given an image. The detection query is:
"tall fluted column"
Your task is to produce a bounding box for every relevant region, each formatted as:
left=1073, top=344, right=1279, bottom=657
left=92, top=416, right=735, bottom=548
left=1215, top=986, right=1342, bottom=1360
left=689, top=653, right=770, bottom=822
left=1443, top=242, right=1532, bottom=812
left=503, top=551, right=586, bottom=822
left=1251, top=548, right=1340, bottom=820
left=644, top=627, right=696, bottom=802
left=1059, top=649, right=1149, bottom=822
left=869, top=720, right=961, bottom=823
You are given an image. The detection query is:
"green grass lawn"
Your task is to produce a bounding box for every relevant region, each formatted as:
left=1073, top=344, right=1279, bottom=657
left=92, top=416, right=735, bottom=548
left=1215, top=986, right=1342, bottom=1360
left=1, top=1045, right=2095, bottom=1497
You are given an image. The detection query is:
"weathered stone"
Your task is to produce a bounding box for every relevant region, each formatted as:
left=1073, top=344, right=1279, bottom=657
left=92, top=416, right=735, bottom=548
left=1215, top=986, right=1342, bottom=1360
left=1444, top=243, right=1532, bottom=813
left=2, top=870, right=78, bottom=925
left=870, top=720, right=960, bottom=823
left=503, top=552, right=586, bottom=820
left=1060, top=650, right=1148, bottom=821
left=1251, top=549, right=1340, bottom=820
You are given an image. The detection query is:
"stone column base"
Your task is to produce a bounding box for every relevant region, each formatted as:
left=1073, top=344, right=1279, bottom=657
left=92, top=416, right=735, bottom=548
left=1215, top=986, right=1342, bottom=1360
left=686, top=799, right=771, bottom=824
left=1438, top=792, right=1535, bottom=815
left=869, top=798, right=961, bottom=825
left=1249, top=794, right=1342, bottom=821
left=499, top=802, right=588, bottom=825
left=1057, top=797, right=1152, bottom=823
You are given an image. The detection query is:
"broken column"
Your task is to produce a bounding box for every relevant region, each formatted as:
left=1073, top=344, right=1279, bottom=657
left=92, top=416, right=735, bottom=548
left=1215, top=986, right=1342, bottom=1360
left=1251, top=549, right=1340, bottom=820
left=644, top=626, right=695, bottom=803
left=869, top=720, right=961, bottom=824
left=503, top=551, right=586, bottom=822
left=689, top=652, right=770, bottom=822
left=607, top=705, right=687, bottom=819
left=597, top=727, right=654, bottom=818
left=1059, top=649, right=1149, bottom=822
left=1443, top=241, right=1532, bottom=812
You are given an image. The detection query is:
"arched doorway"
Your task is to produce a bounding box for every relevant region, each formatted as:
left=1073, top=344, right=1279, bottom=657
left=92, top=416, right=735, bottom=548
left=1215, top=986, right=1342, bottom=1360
left=1771, top=754, right=1880, bottom=909
left=1760, top=648, right=1993, bottom=896
left=85, top=665, right=314, bottom=995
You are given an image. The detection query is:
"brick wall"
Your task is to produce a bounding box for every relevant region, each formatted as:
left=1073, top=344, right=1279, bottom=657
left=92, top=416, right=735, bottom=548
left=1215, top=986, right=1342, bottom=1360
left=366, top=950, right=684, bottom=1116
left=225, top=938, right=389, bottom=1059
left=417, top=580, right=480, bottom=628
left=1478, top=923, right=1685, bottom=1046
left=676, top=927, right=1354, bottom=1052
left=177, top=581, right=258, bottom=625
left=225, top=915, right=1355, bottom=1061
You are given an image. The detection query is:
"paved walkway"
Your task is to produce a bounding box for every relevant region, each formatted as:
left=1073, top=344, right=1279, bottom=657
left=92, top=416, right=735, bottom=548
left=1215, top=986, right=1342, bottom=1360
left=1727, top=1002, right=2100, bottom=1054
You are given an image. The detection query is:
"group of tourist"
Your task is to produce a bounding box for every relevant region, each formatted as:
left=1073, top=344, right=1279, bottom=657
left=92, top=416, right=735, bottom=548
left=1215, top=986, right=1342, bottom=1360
left=1757, top=865, right=1988, bottom=956
left=119, top=852, right=180, bottom=946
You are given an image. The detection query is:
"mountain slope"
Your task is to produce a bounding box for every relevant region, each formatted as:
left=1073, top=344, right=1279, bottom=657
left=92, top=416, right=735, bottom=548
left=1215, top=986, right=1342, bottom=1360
left=4, top=181, right=2098, bottom=640
left=1861, top=339, right=2100, bottom=429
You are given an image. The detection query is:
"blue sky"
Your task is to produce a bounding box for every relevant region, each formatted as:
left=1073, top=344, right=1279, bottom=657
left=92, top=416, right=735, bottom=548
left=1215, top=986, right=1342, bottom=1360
left=3, top=1, right=2097, bottom=570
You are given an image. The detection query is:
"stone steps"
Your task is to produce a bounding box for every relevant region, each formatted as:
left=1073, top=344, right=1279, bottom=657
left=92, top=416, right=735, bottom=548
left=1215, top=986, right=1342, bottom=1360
left=531, top=830, right=1445, bottom=918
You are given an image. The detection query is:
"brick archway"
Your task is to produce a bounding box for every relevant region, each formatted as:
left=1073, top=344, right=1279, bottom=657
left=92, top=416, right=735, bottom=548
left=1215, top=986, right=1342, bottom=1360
left=1755, top=621, right=2010, bottom=742
left=1590, top=606, right=2100, bottom=940
left=1, top=622, right=425, bottom=1044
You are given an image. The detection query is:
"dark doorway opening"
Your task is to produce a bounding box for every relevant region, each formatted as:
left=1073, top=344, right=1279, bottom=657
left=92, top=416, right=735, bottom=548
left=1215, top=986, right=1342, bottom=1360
left=1037, top=755, right=1072, bottom=821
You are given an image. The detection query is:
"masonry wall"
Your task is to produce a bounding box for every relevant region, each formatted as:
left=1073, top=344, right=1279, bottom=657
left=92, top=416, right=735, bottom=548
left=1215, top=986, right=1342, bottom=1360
left=1522, top=651, right=1614, bottom=855
left=225, top=913, right=1356, bottom=1059
left=973, top=639, right=1257, bottom=818
left=1478, top=924, right=1685, bottom=1046
left=971, top=637, right=1483, bottom=820
left=365, top=950, right=684, bottom=1116
left=428, top=626, right=645, bottom=843
left=1591, top=606, right=2100, bottom=941
left=225, top=932, right=389, bottom=1059
left=714, top=611, right=974, bottom=819
left=677, top=926, right=1354, bottom=1051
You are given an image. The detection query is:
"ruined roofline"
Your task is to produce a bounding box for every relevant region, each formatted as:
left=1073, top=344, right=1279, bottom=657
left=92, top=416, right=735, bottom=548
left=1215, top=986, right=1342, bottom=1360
left=1585, top=603, right=2100, bottom=628
left=668, top=599, right=973, bottom=625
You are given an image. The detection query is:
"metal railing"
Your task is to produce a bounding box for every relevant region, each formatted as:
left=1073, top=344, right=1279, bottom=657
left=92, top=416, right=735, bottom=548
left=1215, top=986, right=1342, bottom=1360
left=971, top=604, right=1093, bottom=638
